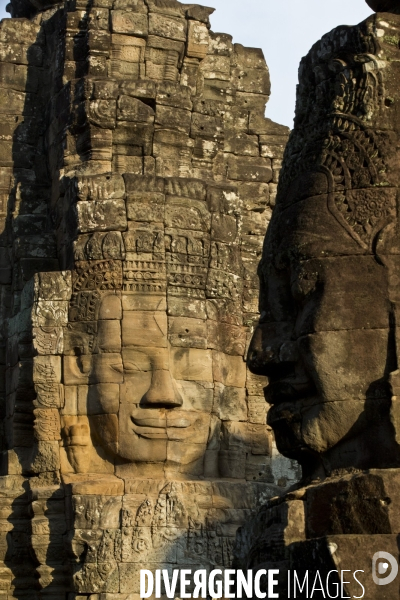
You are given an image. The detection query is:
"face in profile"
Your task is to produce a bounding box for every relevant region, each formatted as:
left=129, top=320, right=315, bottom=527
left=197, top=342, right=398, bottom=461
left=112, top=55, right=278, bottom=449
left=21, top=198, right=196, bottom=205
left=248, top=169, right=400, bottom=479
left=61, top=177, right=271, bottom=479
left=246, top=15, right=400, bottom=480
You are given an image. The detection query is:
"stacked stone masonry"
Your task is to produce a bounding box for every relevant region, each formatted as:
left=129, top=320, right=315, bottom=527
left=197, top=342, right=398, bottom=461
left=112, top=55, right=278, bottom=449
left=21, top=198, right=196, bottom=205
left=238, top=4, right=400, bottom=598
left=0, top=0, right=298, bottom=597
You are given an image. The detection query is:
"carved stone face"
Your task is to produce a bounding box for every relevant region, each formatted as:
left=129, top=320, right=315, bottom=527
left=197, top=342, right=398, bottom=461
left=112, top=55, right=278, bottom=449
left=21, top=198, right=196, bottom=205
left=60, top=174, right=272, bottom=479
left=89, top=293, right=213, bottom=471
left=248, top=173, right=399, bottom=476
left=247, top=13, right=400, bottom=478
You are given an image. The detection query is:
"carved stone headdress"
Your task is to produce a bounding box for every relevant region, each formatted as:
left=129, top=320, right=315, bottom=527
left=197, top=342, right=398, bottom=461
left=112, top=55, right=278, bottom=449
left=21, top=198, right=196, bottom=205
left=68, top=174, right=244, bottom=322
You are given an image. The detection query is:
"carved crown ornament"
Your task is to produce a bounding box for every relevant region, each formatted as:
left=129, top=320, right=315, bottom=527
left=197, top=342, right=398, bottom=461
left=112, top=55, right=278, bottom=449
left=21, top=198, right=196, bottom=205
left=277, top=31, right=398, bottom=252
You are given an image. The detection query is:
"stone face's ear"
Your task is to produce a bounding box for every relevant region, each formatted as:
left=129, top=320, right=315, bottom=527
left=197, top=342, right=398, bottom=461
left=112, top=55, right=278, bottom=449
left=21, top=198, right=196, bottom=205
left=62, top=418, right=91, bottom=473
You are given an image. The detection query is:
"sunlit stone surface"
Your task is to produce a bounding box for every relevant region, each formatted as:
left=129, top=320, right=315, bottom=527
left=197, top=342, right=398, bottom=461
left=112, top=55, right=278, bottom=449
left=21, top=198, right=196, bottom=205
left=0, top=0, right=297, bottom=595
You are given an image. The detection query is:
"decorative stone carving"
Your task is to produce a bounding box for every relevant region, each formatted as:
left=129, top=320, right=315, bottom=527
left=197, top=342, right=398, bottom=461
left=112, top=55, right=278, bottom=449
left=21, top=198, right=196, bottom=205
left=239, top=7, right=400, bottom=596
left=0, top=0, right=298, bottom=596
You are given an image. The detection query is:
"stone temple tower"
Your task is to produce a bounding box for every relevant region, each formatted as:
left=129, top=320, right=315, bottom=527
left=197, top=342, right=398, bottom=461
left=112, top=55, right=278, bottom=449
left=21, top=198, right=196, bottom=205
left=0, top=0, right=297, bottom=597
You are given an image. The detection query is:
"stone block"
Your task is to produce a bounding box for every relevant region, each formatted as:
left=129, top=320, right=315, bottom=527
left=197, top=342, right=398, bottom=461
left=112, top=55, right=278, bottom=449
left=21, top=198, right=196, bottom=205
left=211, top=213, right=238, bottom=243
left=126, top=192, right=165, bottom=222
left=207, top=320, right=246, bottom=356
left=122, top=347, right=168, bottom=371
left=224, top=131, right=259, bottom=156
left=76, top=199, right=127, bottom=233
left=186, top=5, right=215, bottom=24
left=75, top=174, right=125, bottom=201
left=63, top=386, right=78, bottom=416
left=171, top=348, right=213, bottom=382
left=200, top=54, right=230, bottom=80
left=191, top=112, right=223, bottom=139
left=34, top=382, right=64, bottom=409
left=306, top=470, right=400, bottom=537
left=0, top=62, right=32, bottom=91
left=33, top=356, right=61, bottom=384
left=208, top=32, right=233, bottom=56
left=214, top=382, right=247, bottom=421
left=94, top=320, right=122, bottom=353
left=88, top=30, right=111, bottom=56
left=63, top=474, right=124, bottom=496
left=245, top=454, right=273, bottom=483
left=75, top=383, right=120, bottom=415
left=122, top=293, right=166, bottom=312
left=239, top=182, right=270, bottom=211
left=33, top=409, right=61, bottom=442
left=32, top=301, right=68, bottom=328
left=175, top=380, right=213, bottom=413
left=187, top=20, right=209, bottom=59
left=122, top=311, right=167, bottom=347
left=212, top=351, right=246, bottom=387
left=168, top=317, right=207, bottom=348
left=114, top=122, right=153, bottom=152
left=167, top=296, right=206, bottom=319
left=247, top=395, right=267, bottom=425
left=148, top=14, right=187, bottom=41
left=220, top=421, right=271, bottom=457
left=233, top=44, right=266, bottom=69
left=226, top=155, right=272, bottom=182
left=111, top=34, right=146, bottom=63
left=113, top=0, right=147, bottom=9
left=155, top=105, right=191, bottom=133
left=31, top=441, right=60, bottom=473
left=70, top=494, right=122, bottom=529
left=111, top=11, right=148, bottom=36
left=110, top=60, right=142, bottom=78
left=117, top=96, right=154, bottom=123
left=165, top=196, right=211, bottom=232
left=63, top=354, right=123, bottom=385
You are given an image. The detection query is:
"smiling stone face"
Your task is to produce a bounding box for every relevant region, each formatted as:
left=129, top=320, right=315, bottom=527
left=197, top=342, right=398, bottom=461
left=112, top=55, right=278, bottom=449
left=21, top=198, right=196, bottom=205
left=56, top=174, right=275, bottom=479
left=248, top=13, right=400, bottom=480
left=0, top=0, right=299, bottom=595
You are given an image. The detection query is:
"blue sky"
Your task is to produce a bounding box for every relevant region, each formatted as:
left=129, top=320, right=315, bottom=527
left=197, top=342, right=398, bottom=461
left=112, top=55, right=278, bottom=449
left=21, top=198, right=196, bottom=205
left=0, top=0, right=372, bottom=126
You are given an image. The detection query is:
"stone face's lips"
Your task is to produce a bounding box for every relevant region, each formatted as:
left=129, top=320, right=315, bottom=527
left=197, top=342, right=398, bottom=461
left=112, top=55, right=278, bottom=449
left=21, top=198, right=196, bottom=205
left=264, top=381, right=301, bottom=404
left=130, top=410, right=191, bottom=433
left=166, top=417, right=191, bottom=428
left=131, top=416, right=166, bottom=428
left=267, top=400, right=301, bottom=427
left=131, top=424, right=168, bottom=439
left=264, top=379, right=315, bottom=405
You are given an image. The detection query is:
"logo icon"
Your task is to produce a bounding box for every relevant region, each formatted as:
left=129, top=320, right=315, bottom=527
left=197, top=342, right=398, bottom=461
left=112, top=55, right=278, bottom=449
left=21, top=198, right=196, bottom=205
left=372, top=552, right=398, bottom=586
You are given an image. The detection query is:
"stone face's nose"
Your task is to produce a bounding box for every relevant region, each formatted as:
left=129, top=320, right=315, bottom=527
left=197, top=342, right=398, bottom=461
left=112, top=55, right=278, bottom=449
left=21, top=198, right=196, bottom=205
left=365, top=0, right=400, bottom=12
left=247, top=323, right=298, bottom=379
left=140, top=369, right=183, bottom=408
